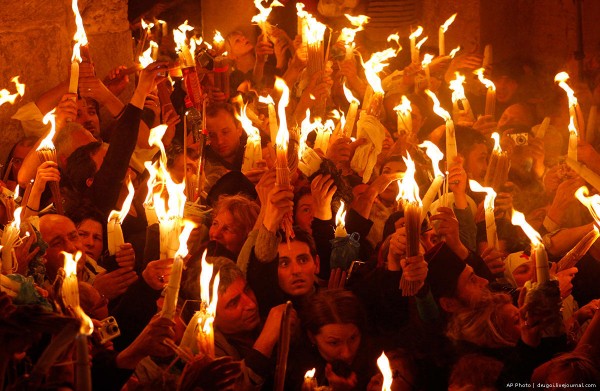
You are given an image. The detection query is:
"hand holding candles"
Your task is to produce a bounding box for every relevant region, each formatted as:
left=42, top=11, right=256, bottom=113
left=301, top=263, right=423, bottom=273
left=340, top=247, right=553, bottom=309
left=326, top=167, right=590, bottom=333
left=37, top=110, right=64, bottom=215
left=483, top=132, right=510, bottom=190
left=161, top=221, right=197, bottom=320
left=107, top=178, right=135, bottom=256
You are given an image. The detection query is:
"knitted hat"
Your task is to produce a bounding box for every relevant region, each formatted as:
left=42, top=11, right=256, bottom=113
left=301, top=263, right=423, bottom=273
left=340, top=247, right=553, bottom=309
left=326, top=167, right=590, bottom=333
left=206, top=171, right=257, bottom=207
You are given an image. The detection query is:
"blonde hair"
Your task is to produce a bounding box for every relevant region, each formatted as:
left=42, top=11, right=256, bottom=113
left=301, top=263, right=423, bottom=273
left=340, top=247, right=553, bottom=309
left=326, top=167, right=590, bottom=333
left=446, top=293, right=517, bottom=348
left=212, top=194, right=259, bottom=238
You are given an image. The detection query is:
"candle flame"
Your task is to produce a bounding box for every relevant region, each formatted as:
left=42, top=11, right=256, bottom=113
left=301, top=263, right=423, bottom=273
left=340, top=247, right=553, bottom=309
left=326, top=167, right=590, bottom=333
left=441, top=13, right=457, bottom=33
left=340, top=14, right=370, bottom=43
left=236, top=103, right=261, bottom=142
left=252, top=0, right=284, bottom=25
left=554, top=72, right=578, bottom=108
left=425, top=89, right=451, bottom=121
left=397, top=153, right=422, bottom=204
left=448, top=46, right=461, bottom=58
left=303, top=12, right=327, bottom=44
left=377, top=352, right=393, bottom=391
left=491, top=132, right=502, bottom=153
left=62, top=251, right=94, bottom=334
left=469, top=180, right=496, bottom=210
left=511, top=210, right=542, bottom=247
left=173, top=21, right=194, bottom=54
left=143, top=160, right=160, bottom=206
left=0, top=76, right=25, bottom=106
left=474, top=68, right=496, bottom=91
left=304, top=368, right=316, bottom=379
left=200, top=250, right=213, bottom=304
left=342, top=83, right=359, bottom=104
left=258, top=94, right=275, bottom=105
left=38, top=109, right=57, bottom=151
left=421, top=53, right=434, bottom=67
left=108, top=176, right=135, bottom=225
left=299, top=109, right=318, bottom=157
left=345, top=14, right=370, bottom=27
left=11, top=206, right=22, bottom=229
left=335, top=201, right=347, bottom=227
left=387, top=33, right=401, bottom=48
left=409, top=26, right=423, bottom=40
left=419, top=141, right=444, bottom=178
left=362, top=48, right=397, bottom=94
left=448, top=72, right=467, bottom=103
left=415, top=36, right=428, bottom=50
left=275, top=77, right=290, bottom=148
left=141, top=19, right=154, bottom=31
left=139, top=41, right=158, bottom=68
left=175, top=220, right=196, bottom=259
left=213, top=30, right=224, bottom=44
left=199, top=249, right=220, bottom=335
left=575, top=186, right=600, bottom=226
left=71, top=0, right=88, bottom=62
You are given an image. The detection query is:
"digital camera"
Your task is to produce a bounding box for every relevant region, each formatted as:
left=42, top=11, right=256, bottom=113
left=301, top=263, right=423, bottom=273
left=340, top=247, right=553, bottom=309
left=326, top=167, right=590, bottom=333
left=509, top=133, right=529, bottom=146
left=97, top=316, right=120, bottom=344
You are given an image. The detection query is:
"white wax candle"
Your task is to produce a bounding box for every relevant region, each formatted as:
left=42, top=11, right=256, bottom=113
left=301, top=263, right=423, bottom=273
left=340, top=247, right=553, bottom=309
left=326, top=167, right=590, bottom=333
left=69, top=61, right=79, bottom=94
left=420, top=175, right=444, bottom=224
left=343, top=101, right=359, bottom=137
left=485, top=206, right=497, bottom=250
left=107, top=218, right=124, bottom=256
left=535, top=244, right=550, bottom=284
left=485, top=88, right=496, bottom=118
left=568, top=130, right=578, bottom=161
left=438, top=27, right=445, bottom=56
left=268, top=103, right=278, bottom=145
left=446, top=119, right=458, bottom=164
left=161, top=254, right=184, bottom=320
left=144, top=205, right=158, bottom=226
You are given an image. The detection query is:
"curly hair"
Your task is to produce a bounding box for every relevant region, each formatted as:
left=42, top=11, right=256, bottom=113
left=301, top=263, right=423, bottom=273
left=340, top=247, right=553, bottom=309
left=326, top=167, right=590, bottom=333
left=212, top=194, right=260, bottom=238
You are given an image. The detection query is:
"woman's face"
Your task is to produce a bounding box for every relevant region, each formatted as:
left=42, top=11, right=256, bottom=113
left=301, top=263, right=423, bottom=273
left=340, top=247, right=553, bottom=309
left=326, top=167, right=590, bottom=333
left=294, top=194, right=314, bottom=234
left=496, top=303, right=521, bottom=344
left=209, top=209, right=245, bottom=255
left=512, top=261, right=533, bottom=288
left=313, top=323, right=361, bottom=365
left=228, top=33, right=254, bottom=59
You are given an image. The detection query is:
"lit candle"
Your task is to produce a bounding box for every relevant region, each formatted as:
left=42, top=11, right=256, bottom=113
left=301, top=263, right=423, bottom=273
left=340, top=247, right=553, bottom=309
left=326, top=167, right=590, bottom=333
left=107, top=178, right=134, bottom=256
left=566, top=157, right=600, bottom=192
left=196, top=250, right=220, bottom=358
left=568, top=116, right=578, bottom=161
left=555, top=72, right=583, bottom=136
left=238, top=103, right=263, bottom=173
left=37, top=110, right=63, bottom=215
left=274, top=78, right=290, bottom=186
left=409, top=26, right=423, bottom=64
left=449, top=72, right=475, bottom=122
left=161, top=221, right=196, bottom=320
left=470, top=180, right=498, bottom=250
left=143, top=161, right=159, bottom=226
left=302, top=368, right=317, bottom=391
left=425, top=89, right=457, bottom=164
left=259, top=95, right=278, bottom=146
left=474, top=68, right=496, bottom=119
left=68, top=0, right=88, bottom=95
left=334, top=201, right=348, bottom=238
left=421, top=53, right=434, bottom=89
left=483, top=132, right=509, bottom=190
left=342, top=83, right=360, bottom=137
left=1, top=207, right=23, bottom=274
left=394, top=95, right=412, bottom=137
left=362, top=48, right=396, bottom=117
left=314, top=120, right=333, bottom=155
left=252, top=0, right=284, bottom=60
left=419, top=142, right=445, bottom=223
left=438, top=13, right=457, bottom=56
left=511, top=210, right=549, bottom=284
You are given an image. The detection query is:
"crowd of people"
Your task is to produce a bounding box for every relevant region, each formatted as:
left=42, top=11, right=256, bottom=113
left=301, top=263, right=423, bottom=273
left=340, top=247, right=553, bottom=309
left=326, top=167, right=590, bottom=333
left=1, top=1, right=600, bottom=390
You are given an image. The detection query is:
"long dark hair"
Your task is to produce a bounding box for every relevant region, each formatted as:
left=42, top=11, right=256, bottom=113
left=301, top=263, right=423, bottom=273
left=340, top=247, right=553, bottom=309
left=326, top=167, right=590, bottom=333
left=301, top=289, right=367, bottom=336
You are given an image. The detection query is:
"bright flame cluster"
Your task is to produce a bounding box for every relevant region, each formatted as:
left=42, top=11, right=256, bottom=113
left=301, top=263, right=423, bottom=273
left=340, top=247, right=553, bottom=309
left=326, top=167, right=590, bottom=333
left=0, top=76, right=25, bottom=106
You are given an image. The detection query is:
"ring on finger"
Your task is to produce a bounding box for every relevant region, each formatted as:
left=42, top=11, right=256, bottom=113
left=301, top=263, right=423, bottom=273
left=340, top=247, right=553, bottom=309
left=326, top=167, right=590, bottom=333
left=158, top=275, right=165, bottom=283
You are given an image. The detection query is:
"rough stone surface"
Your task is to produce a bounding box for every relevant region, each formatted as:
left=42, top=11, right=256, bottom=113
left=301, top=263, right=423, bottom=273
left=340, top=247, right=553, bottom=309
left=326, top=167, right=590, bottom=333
left=0, top=0, right=132, bottom=164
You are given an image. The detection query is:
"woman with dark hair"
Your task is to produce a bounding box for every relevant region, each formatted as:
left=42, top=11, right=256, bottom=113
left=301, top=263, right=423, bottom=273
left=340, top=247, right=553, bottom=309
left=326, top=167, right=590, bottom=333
left=288, top=289, right=380, bottom=390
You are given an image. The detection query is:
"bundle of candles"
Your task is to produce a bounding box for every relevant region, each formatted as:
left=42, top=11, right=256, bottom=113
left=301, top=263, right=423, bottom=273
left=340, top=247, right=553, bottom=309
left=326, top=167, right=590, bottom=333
left=252, top=0, right=283, bottom=62
left=448, top=72, right=475, bottom=123
left=483, top=133, right=510, bottom=190
left=362, top=47, right=397, bottom=117
left=36, top=110, right=63, bottom=215
left=303, top=10, right=328, bottom=117
left=469, top=180, right=498, bottom=251
left=173, top=21, right=204, bottom=109
left=394, top=95, right=412, bottom=138
left=330, top=201, right=360, bottom=271
left=1, top=207, right=24, bottom=275
left=238, top=102, right=263, bottom=173
left=396, top=154, right=424, bottom=296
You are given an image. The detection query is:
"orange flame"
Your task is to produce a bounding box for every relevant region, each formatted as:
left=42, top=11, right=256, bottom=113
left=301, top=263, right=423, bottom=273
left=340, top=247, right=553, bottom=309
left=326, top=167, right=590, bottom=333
left=422, top=53, right=434, bottom=67
left=387, top=33, right=401, bottom=48
left=474, top=68, right=496, bottom=91
left=108, top=176, right=135, bottom=225
left=419, top=141, right=444, bottom=177
left=397, top=153, right=421, bottom=204
left=554, top=72, right=578, bottom=109
left=377, top=352, right=393, bottom=391
left=491, top=132, right=502, bottom=154
left=448, top=72, right=467, bottom=103
left=252, top=0, right=284, bottom=25
left=71, top=0, right=88, bottom=63
left=275, top=77, right=290, bottom=148
left=236, top=103, right=261, bottom=142
left=343, top=83, right=359, bottom=104
left=362, top=48, right=397, bottom=94
left=469, top=180, right=496, bottom=210
left=61, top=251, right=94, bottom=334
left=38, top=109, right=57, bottom=151
left=409, top=26, right=423, bottom=40
left=575, top=186, right=600, bottom=225
left=425, top=89, right=451, bottom=121
left=440, top=13, right=457, bottom=33
left=448, top=46, right=461, bottom=58
left=511, top=210, right=542, bottom=247
left=335, top=201, right=347, bottom=227
left=139, top=41, right=158, bottom=68
left=0, top=76, right=25, bottom=106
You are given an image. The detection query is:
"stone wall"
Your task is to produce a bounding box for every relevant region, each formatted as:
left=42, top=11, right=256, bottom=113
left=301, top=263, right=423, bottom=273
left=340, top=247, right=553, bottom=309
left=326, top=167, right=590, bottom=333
left=0, top=0, right=132, bottom=164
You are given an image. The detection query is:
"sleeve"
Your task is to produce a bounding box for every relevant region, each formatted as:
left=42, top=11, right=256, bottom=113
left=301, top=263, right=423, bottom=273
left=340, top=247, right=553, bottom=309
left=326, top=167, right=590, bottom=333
left=345, top=208, right=375, bottom=262
left=254, top=225, right=281, bottom=263
left=464, top=251, right=495, bottom=282
left=246, top=247, right=285, bottom=318
left=453, top=204, right=477, bottom=252
left=91, top=348, right=134, bottom=391
left=89, top=104, right=142, bottom=217
left=312, top=217, right=335, bottom=280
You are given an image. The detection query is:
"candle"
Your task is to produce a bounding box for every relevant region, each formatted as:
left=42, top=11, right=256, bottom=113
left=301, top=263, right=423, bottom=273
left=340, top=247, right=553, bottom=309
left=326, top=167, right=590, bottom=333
left=314, top=120, right=333, bottom=155
left=394, top=95, right=413, bottom=138
left=362, top=48, right=396, bottom=117
left=409, top=26, right=423, bottom=64
left=438, top=13, right=457, bottom=56
left=535, top=117, right=551, bottom=139
left=258, top=95, right=279, bottom=146
left=161, top=221, right=196, bottom=320
left=196, top=250, right=220, bottom=358
left=69, top=0, right=88, bottom=95
left=475, top=68, right=496, bottom=118
left=69, top=58, right=80, bottom=94
left=342, top=83, right=360, bottom=137
left=449, top=72, right=475, bottom=122
left=482, top=44, right=493, bottom=70
left=238, top=103, right=263, bottom=173
left=511, top=210, right=549, bottom=284
left=566, top=157, right=600, bottom=192
left=334, top=201, right=348, bottom=238
left=483, top=132, right=509, bottom=190
left=107, top=178, right=134, bottom=256
left=470, top=180, right=498, bottom=250
left=568, top=116, right=578, bottom=161
left=587, top=106, right=597, bottom=145
left=419, top=141, right=445, bottom=223
left=274, top=78, right=291, bottom=186
left=377, top=352, right=393, bottom=391
left=252, top=0, right=284, bottom=60
left=555, top=72, right=583, bottom=136
left=421, top=53, right=434, bottom=90
left=1, top=207, right=23, bottom=274
left=425, top=89, right=457, bottom=164
left=37, top=110, right=63, bottom=215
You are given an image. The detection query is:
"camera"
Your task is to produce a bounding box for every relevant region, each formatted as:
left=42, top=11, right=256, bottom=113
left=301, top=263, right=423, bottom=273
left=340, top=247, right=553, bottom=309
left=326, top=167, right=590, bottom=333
left=97, top=316, right=120, bottom=344
left=509, top=133, right=529, bottom=146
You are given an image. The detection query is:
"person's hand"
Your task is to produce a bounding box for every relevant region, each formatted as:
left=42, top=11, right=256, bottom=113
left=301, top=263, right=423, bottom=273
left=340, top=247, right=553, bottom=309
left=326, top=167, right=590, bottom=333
left=471, top=115, right=497, bottom=135
left=143, top=92, right=161, bottom=128
left=387, top=226, right=407, bottom=270
left=115, top=243, right=136, bottom=269
left=447, top=54, right=482, bottom=74
left=179, top=356, right=242, bottom=391
left=244, top=160, right=268, bottom=185
left=517, top=287, right=553, bottom=347
left=554, top=266, right=578, bottom=299
left=301, top=70, right=333, bottom=104
left=32, top=161, right=61, bottom=195
left=577, top=139, right=600, bottom=170
left=401, top=255, right=427, bottom=288
left=254, top=304, right=298, bottom=357
left=142, top=258, right=173, bottom=290
left=93, top=267, right=138, bottom=300
left=480, top=246, right=505, bottom=276
left=543, top=165, right=563, bottom=194
left=116, top=315, right=175, bottom=369
left=103, top=65, right=130, bottom=96
left=262, top=185, right=294, bottom=233
left=328, top=268, right=347, bottom=290
left=79, top=76, right=113, bottom=105
left=494, top=190, right=514, bottom=219
left=255, top=169, right=276, bottom=205
left=134, top=61, right=168, bottom=99
left=255, top=35, right=274, bottom=60
left=338, top=58, right=365, bottom=93
left=368, top=172, right=405, bottom=196
left=447, top=159, right=468, bottom=199
left=527, top=137, right=546, bottom=178
left=547, top=177, right=585, bottom=225
left=574, top=298, right=600, bottom=324
left=55, top=93, right=78, bottom=126
left=310, top=174, right=337, bottom=220
left=14, top=232, right=40, bottom=275
left=401, top=62, right=422, bottom=87
left=430, top=207, right=468, bottom=259
left=325, top=363, right=358, bottom=391
left=271, top=29, right=293, bottom=69
left=326, top=137, right=354, bottom=165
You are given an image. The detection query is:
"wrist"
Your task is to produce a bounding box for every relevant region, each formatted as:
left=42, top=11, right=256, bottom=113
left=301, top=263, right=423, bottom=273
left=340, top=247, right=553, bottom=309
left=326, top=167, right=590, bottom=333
left=115, top=346, right=144, bottom=369
left=313, top=207, right=332, bottom=221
